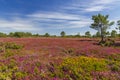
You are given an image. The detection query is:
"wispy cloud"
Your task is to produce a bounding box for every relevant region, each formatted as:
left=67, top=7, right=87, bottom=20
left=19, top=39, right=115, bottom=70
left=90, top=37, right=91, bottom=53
left=28, top=12, right=80, bottom=20
left=28, top=11, right=92, bottom=29
left=0, top=18, right=41, bottom=32
left=84, top=0, right=118, bottom=12
left=85, top=6, right=107, bottom=12
left=92, top=0, right=117, bottom=5
left=63, top=0, right=120, bottom=12
left=0, top=11, right=92, bottom=33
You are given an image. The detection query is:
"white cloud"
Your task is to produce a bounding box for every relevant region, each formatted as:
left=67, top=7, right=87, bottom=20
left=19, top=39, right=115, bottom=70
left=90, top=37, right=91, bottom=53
left=93, top=0, right=117, bottom=5
left=28, top=12, right=81, bottom=20
left=0, top=18, right=40, bottom=32
left=0, top=11, right=92, bottom=33
left=85, top=6, right=107, bottom=12
left=85, top=0, right=120, bottom=12
left=28, top=11, right=92, bottom=29
left=62, top=0, right=120, bottom=12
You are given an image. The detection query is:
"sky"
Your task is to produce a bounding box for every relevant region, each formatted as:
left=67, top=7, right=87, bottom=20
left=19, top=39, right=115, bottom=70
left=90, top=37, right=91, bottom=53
left=0, top=0, right=120, bottom=35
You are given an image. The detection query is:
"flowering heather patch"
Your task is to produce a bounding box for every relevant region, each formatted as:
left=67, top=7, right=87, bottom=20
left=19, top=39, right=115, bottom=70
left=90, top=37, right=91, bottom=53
left=0, top=38, right=119, bottom=79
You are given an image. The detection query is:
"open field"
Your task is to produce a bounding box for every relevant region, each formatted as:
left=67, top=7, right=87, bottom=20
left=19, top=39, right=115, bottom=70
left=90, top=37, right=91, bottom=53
left=0, top=38, right=120, bottom=80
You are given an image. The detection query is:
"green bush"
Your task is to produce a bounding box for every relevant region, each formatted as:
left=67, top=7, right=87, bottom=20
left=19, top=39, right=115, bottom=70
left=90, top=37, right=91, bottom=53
left=5, top=42, right=23, bottom=49
left=99, top=39, right=115, bottom=47
left=0, top=47, right=3, bottom=52
left=0, top=62, right=26, bottom=80
left=62, top=48, right=75, bottom=55
left=49, top=56, right=108, bottom=80
left=4, top=50, right=15, bottom=58
left=104, top=40, right=114, bottom=47
left=108, top=61, right=120, bottom=72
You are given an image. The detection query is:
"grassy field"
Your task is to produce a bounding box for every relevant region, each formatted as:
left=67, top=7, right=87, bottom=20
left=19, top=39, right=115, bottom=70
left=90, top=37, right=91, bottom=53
left=0, top=38, right=120, bottom=80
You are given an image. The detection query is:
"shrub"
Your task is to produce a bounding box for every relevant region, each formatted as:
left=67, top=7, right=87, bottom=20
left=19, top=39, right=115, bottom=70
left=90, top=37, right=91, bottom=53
left=0, top=62, right=26, bottom=80
left=99, top=39, right=115, bottom=47
left=4, top=50, right=15, bottom=58
left=108, top=61, right=120, bottom=72
left=0, top=47, right=3, bottom=52
left=49, top=56, right=108, bottom=80
left=0, top=42, right=5, bottom=53
left=105, top=54, right=120, bottom=72
left=62, top=48, right=75, bottom=55
left=5, top=42, right=23, bottom=49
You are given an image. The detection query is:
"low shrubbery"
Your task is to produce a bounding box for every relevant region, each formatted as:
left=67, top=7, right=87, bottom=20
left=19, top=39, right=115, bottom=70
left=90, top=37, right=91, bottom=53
left=0, top=42, right=23, bottom=53
left=4, top=50, right=15, bottom=58
left=0, top=62, right=26, bottom=80
left=0, top=38, right=119, bottom=79
left=5, top=42, right=23, bottom=49
left=48, top=56, right=108, bottom=80
left=47, top=56, right=120, bottom=80
left=62, top=48, right=75, bottom=55
left=99, top=39, right=115, bottom=47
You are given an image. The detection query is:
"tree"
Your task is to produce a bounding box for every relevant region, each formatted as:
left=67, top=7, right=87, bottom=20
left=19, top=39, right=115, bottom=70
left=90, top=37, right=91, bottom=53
left=25, top=32, right=32, bottom=37
left=111, top=30, right=117, bottom=38
left=96, top=32, right=100, bottom=37
left=60, top=31, right=66, bottom=37
left=9, top=32, right=33, bottom=38
left=90, top=14, right=114, bottom=42
left=85, top=31, right=91, bottom=37
left=33, top=33, right=39, bottom=37
left=116, top=20, right=120, bottom=37
left=9, top=32, right=14, bottom=37
left=106, top=31, right=110, bottom=37
left=13, top=32, right=24, bottom=38
left=75, top=33, right=81, bottom=37
left=44, top=33, right=50, bottom=37
left=0, top=32, right=7, bottom=37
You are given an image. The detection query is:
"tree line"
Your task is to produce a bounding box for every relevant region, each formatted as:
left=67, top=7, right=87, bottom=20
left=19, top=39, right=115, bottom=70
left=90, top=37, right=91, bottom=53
left=0, top=30, right=119, bottom=38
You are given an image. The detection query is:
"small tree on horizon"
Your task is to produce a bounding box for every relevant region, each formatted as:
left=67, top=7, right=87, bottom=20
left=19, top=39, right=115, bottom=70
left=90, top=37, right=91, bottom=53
left=106, top=31, right=110, bottom=37
left=44, top=33, right=50, bottom=37
left=85, top=31, right=91, bottom=38
left=60, top=31, right=66, bottom=37
left=90, top=14, right=114, bottom=42
left=95, top=32, right=101, bottom=37
left=116, top=20, right=120, bottom=37
left=111, top=30, right=117, bottom=38
left=75, top=32, right=81, bottom=37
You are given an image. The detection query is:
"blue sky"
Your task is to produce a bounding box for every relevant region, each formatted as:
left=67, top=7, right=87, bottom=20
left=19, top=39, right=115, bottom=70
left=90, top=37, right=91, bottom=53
left=0, top=0, right=120, bottom=35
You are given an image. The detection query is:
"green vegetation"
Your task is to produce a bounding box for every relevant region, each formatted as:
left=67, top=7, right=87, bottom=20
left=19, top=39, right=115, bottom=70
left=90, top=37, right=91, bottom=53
left=99, top=39, right=115, bottom=47
left=5, top=42, right=23, bottom=49
left=60, top=31, right=66, bottom=37
left=44, top=33, right=50, bottom=37
left=111, top=30, right=117, bottom=38
left=48, top=56, right=120, bottom=80
left=90, top=14, right=114, bottom=42
left=85, top=31, right=91, bottom=38
left=0, top=37, right=119, bottom=79
left=0, top=61, right=26, bottom=80
left=9, top=32, right=32, bottom=38
left=0, top=32, right=7, bottom=37
left=0, top=29, right=120, bottom=38
left=0, top=42, right=24, bottom=54
left=116, top=20, right=120, bottom=37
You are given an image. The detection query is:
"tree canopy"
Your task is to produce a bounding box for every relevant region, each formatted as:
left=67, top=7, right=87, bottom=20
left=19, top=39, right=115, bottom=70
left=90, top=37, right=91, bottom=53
left=60, top=31, right=66, bottom=37
left=90, top=14, right=114, bottom=42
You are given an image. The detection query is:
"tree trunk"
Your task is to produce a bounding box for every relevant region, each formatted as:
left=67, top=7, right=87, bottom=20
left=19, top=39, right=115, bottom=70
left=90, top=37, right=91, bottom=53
left=100, top=27, right=104, bottom=42
left=101, top=35, right=104, bottom=42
